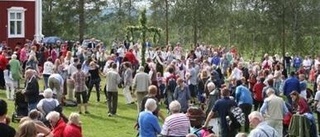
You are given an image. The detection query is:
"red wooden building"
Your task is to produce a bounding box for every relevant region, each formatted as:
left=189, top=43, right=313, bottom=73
left=0, top=0, right=36, bottom=49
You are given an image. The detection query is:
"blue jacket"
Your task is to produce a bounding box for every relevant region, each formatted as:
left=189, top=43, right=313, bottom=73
left=235, top=85, right=253, bottom=105
left=138, top=111, right=161, bottom=137
left=283, top=77, right=300, bottom=96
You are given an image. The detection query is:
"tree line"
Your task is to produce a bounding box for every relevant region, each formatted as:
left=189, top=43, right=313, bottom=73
left=43, top=0, right=320, bottom=58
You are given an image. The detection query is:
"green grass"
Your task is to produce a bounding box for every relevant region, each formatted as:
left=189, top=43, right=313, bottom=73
left=0, top=79, right=141, bottom=137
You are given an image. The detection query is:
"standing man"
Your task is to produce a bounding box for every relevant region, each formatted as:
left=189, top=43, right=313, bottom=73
left=23, top=69, right=39, bottom=111
left=248, top=111, right=279, bottom=137
left=72, top=64, right=89, bottom=114
left=133, top=66, right=151, bottom=113
left=67, top=58, right=79, bottom=101
left=283, top=72, right=300, bottom=104
left=203, top=88, right=238, bottom=137
left=260, top=88, right=288, bottom=137
left=106, top=63, right=121, bottom=116
left=235, top=80, right=253, bottom=133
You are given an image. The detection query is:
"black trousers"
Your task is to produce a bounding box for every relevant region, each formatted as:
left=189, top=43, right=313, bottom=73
left=107, top=92, right=118, bottom=114
left=0, top=70, right=5, bottom=88
left=88, top=79, right=101, bottom=102
left=239, top=103, right=252, bottom=132
left=253, top=99, right=263, bottom=111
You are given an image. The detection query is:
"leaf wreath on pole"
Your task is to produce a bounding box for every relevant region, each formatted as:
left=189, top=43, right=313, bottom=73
left=125, top=8, right=162, bottom=66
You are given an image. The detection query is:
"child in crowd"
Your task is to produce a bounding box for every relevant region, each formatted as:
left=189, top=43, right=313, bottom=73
left=157, top=72, right=165, bottom=104
left=4, top=64, right=14, bottom=100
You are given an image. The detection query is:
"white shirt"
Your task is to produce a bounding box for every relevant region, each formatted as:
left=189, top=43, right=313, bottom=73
left=302, top=59, right=312, bottom=67
left=42, top=61, right=54, bottom=75
left=3, top=69, right=13, bottom=83
left=229, top=67, right=243, bottom=80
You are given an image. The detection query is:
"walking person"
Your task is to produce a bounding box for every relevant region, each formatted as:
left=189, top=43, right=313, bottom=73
left=235, top=80, right=253, bottom=133
left=9, top=54, right=22, bottom=89
left=105, top=63, right=121, bottom=116
left=72, top=64, right=89, bottom=114
left=260, top=88, right=288, bottom=137
left=123, top=62, right=134, bottom=104
left=4, top=65, right=14, bottom=100
left=133, top=66, right=151, bottom=113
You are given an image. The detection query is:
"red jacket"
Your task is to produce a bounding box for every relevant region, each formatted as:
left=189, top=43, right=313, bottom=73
left=253, top=82, right=265, bottom=101
left=124, top=51, right=138, bottom=65
left=52, top=119, right=66, bottom=137
left=0, top=54, right=8, bottom=70
left=63, top=123, right=82, bottom=137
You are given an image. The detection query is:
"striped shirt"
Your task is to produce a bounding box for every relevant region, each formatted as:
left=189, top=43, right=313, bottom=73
left=161, top=113, right=190, bottom=136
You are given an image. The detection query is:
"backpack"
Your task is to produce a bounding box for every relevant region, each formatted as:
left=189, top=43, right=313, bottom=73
left=227, top=106, right=245, bottom=130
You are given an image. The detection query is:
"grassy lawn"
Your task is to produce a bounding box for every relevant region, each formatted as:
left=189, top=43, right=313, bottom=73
left=0, top=79, right=142, bottom=137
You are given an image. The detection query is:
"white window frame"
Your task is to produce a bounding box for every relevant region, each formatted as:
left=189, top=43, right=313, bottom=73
left=7, top=7, right=26, bottom=38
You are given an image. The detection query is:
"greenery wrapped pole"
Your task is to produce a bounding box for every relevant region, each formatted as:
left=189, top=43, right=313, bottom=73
left=126, top=9, right=161, bottom=66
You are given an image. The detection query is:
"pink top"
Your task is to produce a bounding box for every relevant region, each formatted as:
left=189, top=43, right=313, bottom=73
left=19, top=48, right=28, bottom=62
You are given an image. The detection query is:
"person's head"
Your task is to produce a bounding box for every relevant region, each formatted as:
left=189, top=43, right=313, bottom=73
left=290, top=91, right=300, bottom=102
left=138, top=66, right=144, bottom=72
left=47, top=57, right=52, bottom=62
left=11, top=54, right=17, bottom=59
left=266, top=88, right=275, bottom=97
left=24, top=69, right=35, bottom=80
left=111, top=63, right=117, bottom=69
left=43, top=88, right=53, bottom=98
left=221, top=87, right=230, bottom=97
left=76, top=63, right=82, bottom=70
left=200, top=70, right=208, bottom=79
left=290, top=71, right=296, bottom=77
left=248, top=111, right=264, bottom=128
left=177, top=78, right=184, bottom=86
left=236, top=80, right=242, bottom=87
left=299, top=74, right=305, bottom=81
left=144, top=98, right=157, bottom=112
left=169, top=100, right=181, bottom=114
left=16, top=120, right=37, bottom=137
left=28, top=109, right=41, bottom=120
left=168, top=67, right=174, bottom=74
left=46, top=111, right=61, bottom=127
left=148, top=85, right=158, bottom=97
left=207, top=82, right=215, bottom=91
left=0, top=99, right=8, bottom=117
left=68, top=112, right=81, bottom=126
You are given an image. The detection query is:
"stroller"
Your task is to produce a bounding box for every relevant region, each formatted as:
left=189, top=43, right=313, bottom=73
left=11, top=90, right=28, bottom=123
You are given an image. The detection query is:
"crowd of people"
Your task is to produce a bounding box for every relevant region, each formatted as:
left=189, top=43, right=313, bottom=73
left=0, top=38, right=320, bottom=137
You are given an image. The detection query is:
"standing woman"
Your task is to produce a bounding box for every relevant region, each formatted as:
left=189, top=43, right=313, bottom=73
left=42, top=57, right=54, bottom=89
left=173, top=78, right=191, bottom=113
left=123, top=62, right=134, bottom=104
left=9, top=54, right=22, bottom=89
left=87, top=61, right=101, bottom=102
left=25, top=55, right=39, bottom=74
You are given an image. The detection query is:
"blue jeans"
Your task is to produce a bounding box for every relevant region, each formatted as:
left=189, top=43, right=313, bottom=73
left=28, top=102, right=37, bottom=112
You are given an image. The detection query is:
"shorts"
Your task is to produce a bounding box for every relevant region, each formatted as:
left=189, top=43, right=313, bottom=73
left=75, top=92, right=88, bottom=104
left=189, top=84, right=197, bottom=98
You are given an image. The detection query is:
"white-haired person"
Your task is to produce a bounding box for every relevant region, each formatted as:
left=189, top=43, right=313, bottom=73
left=46, top=111, right=66, bottom=137
left=9, top=53, right=22, bottom=89
left=133, top=66, right=151, bottom=113
left=63, top=112, right=83, bottom=137
left=248, top=111, right=279, bottom=137
left=37, top=88, right=60, bottom=115
left=161, top=100, right=190, bottom=136
left=138, top=98, right=161, bottom=137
